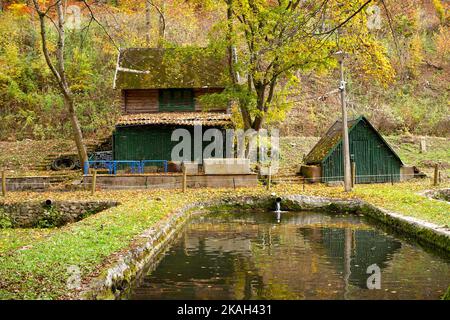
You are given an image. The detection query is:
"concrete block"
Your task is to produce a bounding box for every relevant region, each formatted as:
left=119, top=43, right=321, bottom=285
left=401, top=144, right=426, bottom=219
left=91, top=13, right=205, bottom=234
left=259, top=165, right=278, bottom=176
left=182, top=162, right=199, bottom=175
left=203, top=158, right=251, bottom=175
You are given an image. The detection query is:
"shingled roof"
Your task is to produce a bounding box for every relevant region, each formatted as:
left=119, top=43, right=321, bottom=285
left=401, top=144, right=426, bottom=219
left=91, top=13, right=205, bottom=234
left=116, top=112, right=233, bottom=127
left=114, top=47, right=230, bottom=89
left=304, top=116, right=403, bottom=165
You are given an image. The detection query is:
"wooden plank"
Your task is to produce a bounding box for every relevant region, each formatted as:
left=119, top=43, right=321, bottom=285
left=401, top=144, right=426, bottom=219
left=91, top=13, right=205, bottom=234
left=124, top=89, right=159, bottom=114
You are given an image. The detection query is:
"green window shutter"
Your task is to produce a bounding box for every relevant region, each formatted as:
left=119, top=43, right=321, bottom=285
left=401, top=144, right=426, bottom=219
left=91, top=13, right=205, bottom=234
left=159, top=89, right=195, bottom=111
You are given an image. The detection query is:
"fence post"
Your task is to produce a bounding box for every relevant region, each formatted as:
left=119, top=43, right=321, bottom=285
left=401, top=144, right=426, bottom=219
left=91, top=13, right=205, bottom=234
left=351, top=162, right=356, bottom=187
left=182, top=163, right=187, bottom=193
left=91, top=170, right=97, bottom=196
left=1, top=170, right=6, bottom=197
left=433, top=164, right=439, bottom=186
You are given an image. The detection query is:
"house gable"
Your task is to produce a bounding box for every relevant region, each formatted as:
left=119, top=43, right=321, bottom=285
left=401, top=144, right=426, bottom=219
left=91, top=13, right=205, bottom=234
left=305, top=116, right=403, bottom=166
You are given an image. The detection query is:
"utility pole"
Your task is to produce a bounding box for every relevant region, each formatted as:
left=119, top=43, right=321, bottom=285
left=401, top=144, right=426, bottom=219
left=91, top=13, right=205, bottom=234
left=336, top=51, right=352, bottom=192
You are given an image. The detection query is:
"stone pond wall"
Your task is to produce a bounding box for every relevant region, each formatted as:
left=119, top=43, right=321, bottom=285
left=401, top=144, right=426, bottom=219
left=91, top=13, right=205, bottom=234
left=79, top=194, right=450, bottom=300
left=422, top=188, right=450, bottom=202
left=0, top=200, right=119, bottom=228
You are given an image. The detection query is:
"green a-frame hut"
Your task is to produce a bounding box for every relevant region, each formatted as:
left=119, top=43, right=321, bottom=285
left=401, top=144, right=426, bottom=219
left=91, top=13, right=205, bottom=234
left=303, top=116, right=404, bottom=183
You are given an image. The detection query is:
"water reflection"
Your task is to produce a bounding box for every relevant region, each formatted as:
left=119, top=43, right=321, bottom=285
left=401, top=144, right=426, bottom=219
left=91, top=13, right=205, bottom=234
left=130, top=211, right=450, bottom=300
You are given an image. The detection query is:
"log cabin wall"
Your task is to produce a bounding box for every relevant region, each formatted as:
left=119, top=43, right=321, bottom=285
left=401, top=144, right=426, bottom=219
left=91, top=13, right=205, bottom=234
left=122, top=88, right=226, bottom=114
left=121, top=89, right=159, bottom=114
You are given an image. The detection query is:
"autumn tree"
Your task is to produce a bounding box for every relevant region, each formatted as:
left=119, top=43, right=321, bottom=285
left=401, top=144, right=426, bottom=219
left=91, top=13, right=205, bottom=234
left=219, top=0, right=395, bottom=131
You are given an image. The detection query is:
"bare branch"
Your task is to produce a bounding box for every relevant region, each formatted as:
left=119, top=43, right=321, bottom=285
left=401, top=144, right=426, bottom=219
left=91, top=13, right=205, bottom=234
left=146, top=0, right=166, bottom=39
left=82, top=0, right=121, bottom=52
left=313, top=0, right=373, bottom=36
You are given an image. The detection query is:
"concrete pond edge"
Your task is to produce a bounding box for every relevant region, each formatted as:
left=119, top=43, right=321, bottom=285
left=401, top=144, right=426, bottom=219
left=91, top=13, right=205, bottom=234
left=418, top=188, right=450, bottom=203
left=79, top=194, right=450, bottom=300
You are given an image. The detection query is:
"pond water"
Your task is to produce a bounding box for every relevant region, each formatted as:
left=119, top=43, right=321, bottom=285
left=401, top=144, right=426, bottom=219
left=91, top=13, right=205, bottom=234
left=130, top=211, right=450, bottom=300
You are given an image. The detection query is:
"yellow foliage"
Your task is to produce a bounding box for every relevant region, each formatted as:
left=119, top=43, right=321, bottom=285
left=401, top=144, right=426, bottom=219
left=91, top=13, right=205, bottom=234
left=351, top=37, right=396, bottom=87
left=432, top=0, right=447, bottom=25
left=407, top=34, right=424, bottom=78
left=434, top=26, right=450, bottom=64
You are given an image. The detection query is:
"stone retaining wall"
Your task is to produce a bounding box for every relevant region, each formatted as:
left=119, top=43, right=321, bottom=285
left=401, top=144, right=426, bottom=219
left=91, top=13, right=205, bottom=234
left=0, top=200, right=119, bottom=228
left=4, top=176, right=64, bottom=191
left=83, top=173, right=258, bottom=189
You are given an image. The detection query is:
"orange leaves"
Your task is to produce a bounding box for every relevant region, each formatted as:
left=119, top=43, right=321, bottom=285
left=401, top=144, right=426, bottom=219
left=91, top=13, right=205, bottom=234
left=6, top=3, right=30, bottom=16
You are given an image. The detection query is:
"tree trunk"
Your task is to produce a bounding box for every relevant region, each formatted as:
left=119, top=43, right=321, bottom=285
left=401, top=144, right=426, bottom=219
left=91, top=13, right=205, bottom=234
left=226, top=0, right=252, bottom=130
left=56, top=1, right=88, bottom=166
left=226, top=0, right=236, bottom=83
left=145, top=0, right=151, bottom=46
left=67, top=98, right=88, bottom=166
left=33, top=0, right=88, bottom=167
left=251, top=82, right=266, bottom=130
left=239, top=75, right=253, bottom=130
left=158, top=0, right=165, bottom=43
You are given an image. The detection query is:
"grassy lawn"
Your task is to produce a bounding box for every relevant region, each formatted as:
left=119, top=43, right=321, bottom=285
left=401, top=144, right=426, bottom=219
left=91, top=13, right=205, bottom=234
left=352, top=184, right=449, bottom=226
left=385, top=136, right=450, bottom=176
left=0, top=190, right=188, bottom=299
left=0, top=180, right=449, bottom=299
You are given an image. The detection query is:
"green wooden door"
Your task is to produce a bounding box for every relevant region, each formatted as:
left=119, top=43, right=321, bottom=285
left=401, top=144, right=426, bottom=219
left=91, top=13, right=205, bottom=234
left=351, top=140, right=370, bottom=183
left=114, top=127, right=174, bottom=161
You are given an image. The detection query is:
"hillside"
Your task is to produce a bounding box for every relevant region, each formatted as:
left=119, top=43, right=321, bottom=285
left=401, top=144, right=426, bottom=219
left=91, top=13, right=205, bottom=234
left=0, top=0, right=449, bottom=141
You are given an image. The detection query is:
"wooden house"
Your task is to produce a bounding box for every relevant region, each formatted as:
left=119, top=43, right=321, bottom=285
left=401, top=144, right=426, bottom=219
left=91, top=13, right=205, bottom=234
left=302, top=116, right=405, bottom=183
left=112, top=47, right=232, bottom=166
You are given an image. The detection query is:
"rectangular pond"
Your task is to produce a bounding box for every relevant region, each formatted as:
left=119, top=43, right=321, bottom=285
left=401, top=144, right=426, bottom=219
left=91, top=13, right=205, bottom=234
left=129, top=211, right=450, bottom=300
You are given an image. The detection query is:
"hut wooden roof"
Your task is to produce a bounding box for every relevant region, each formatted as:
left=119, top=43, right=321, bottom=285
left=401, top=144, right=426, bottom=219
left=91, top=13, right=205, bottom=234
left=116, top=112, right=233, bottom=127
left=114, top=47, right=230, bottom=90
